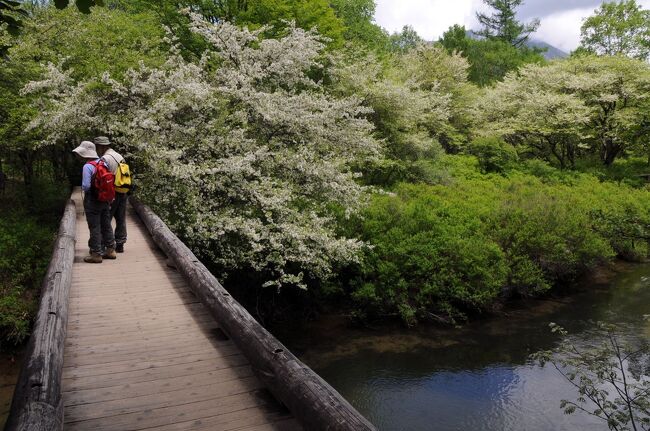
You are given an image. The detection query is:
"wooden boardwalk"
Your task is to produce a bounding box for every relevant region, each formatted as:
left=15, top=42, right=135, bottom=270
left=62, top=192, right=300, bottom=431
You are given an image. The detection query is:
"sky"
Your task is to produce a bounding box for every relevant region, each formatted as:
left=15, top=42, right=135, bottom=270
left=374, top=0, right=650, bottom=52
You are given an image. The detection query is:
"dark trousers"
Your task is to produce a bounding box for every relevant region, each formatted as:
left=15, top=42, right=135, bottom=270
left=84, top=193, right=115, bottom=254
left=111, top=193, right=128, bottom=246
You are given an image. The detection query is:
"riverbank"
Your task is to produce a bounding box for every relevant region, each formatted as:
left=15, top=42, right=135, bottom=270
left=0, top=350, right=23, bottom=428
left=276, top=259, right=642, bottom=369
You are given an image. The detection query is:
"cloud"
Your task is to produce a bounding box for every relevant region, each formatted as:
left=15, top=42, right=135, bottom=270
left=374, top=0, right=650, bottom=51
left=532, top=0, right=650, bottom=52
left=517, top=0, right=602, bottom=20
left=374, top=0, right=483, bottom=40
left=532, top=7, right=595, bottom=52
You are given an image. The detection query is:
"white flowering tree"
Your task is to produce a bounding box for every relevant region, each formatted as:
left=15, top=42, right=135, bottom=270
left=329, top=44, right=474, bottom=184
left=475, top=63, right=591, bottom=169
left=560, top=55, right=650, bottom=166
left=475, top=55, right=650, bottom=168
left=25, top=15, right=380, bottom=290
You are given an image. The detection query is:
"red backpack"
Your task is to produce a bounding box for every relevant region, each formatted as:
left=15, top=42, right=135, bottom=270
left=88, top=160, right=115, bottom=203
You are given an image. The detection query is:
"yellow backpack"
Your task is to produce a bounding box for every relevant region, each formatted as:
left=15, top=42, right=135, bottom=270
left=114, top=161, right=132, bottom=194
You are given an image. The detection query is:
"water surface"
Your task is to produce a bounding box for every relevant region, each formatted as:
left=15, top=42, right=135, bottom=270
left=290, top=263, right=650, bottom=431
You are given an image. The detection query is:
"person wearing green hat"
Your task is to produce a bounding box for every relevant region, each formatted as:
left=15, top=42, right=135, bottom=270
left=72, top=140, right=116, bottom=263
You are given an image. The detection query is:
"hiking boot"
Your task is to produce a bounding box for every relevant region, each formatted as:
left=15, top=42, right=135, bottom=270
left=115, top=244, right=124, bottom=253
left=84, top=253, right=102, bottom=264
left=102, top=248, right=117, bottom=260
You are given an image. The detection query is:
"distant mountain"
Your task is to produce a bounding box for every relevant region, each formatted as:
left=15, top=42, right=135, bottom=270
left=465, top=30, right=568, bottom=60
left=525, top=39, right=568, bottom=60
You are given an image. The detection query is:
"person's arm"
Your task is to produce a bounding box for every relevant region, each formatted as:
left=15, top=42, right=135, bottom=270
left=81, top=163, right=95, bottom=192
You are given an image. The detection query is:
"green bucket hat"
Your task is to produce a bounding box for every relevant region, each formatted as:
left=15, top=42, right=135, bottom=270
left=94, top=136, right=111, bottom=146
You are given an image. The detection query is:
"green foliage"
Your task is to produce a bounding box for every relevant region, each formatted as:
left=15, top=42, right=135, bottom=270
left=0, top=1, right=27, bottom=35
left=575, top=157, right=650, bottom=187
left=0, top=216, right=50, bottom=347
left=388, top=25, right=422, bottom=53
left=0, top=179, right=69, bottom=349
left=331, top=43, right=477, bottom=185
left=237, top=0, right=346, bottom=47
left=535, top=322, right=650, bottom=431
left=350, top=160, right=650, bottom=324
left=439, top=25, right=545, bottom=86
left=475, top=55, right=650, bottom=168
left=468, top=136, right=518, bottom=173
left=355, top=182, right=509, bottom=324
left=330, top=0, right=389, bottom=52
left=11, top=6, right=167, bottom=81
left=580, top=0, right=650, bottom=60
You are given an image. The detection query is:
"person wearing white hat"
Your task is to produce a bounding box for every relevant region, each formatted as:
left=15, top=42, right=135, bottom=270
left=72, top=141, right=116, bottom=263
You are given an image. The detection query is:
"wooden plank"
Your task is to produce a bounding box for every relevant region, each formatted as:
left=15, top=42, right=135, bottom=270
left=132, top=198, right=374, bottom=431
left=149, top=407, right=292, bottom=431
left=64, top=315, right=216, bottom=336
left=62, top=353, right=249, bottom=391
left=65, top=315, right=214, bottom=332
left=62, top=349, right=242, bottom=379
left=63, top=390, right=278, bottom=431
left=67, top=306, right=211, bottom=323
left=63, top=338, right=236, bottom=367
left=61, top=331, right=228, bottom=356
left=67, top=299, right=203, bottom=317
left=64, top=322, right=220, bottom=345
left=63, top=365, right=254, bottom=406
left=68, top=288, right=195, bottom=301
left=63, top=376, right=264, bottom=422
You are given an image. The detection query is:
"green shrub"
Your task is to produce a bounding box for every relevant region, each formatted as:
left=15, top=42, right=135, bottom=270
left=0, top=179, right=68, bottom=349
left=575, top=156, right=650, bottom=187
left=468, top=136, right=518, bottom=174
left=0, top=215, right=54, bottom=348
left=350, top=167, right=650, bottom=324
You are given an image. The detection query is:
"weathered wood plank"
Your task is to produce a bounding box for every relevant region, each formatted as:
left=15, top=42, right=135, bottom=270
left=63, top=390, right=278, bottom=431
left=4, top=199, right=77, bottom=431
left=62, top=353, right=249, bottom=391
left=62, top=349, right=242, bottom=379
left=63, top=365, right=254, bottom=406
left=132, top=198, right=376, bottom=431
left=63, top=376, right=265, bottom=421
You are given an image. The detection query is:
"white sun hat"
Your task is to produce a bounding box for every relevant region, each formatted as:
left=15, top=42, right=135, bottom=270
left=72, top=141, right=98, bottom=159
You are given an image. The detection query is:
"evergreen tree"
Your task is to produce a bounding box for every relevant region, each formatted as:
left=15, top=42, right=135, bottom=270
left=476, top=0, right=539, bottom=47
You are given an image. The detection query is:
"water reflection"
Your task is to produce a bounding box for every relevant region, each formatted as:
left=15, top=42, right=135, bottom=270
left=296, top=264, right=650, bottom=431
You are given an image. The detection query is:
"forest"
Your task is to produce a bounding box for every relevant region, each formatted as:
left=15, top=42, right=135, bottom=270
left=1, top=0, right=649, bottom=347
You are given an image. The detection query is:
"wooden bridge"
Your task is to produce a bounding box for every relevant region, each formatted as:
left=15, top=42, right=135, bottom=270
left=5, top=190, right=375, bottom=431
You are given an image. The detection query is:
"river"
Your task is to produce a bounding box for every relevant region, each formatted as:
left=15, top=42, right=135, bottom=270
left=285, top=262, right=650, bottom=431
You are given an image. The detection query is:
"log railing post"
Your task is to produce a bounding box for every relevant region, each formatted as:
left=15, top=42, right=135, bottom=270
left=131, top=198, right=376, bottom=431
left=4, top=198, right=76, bottom=431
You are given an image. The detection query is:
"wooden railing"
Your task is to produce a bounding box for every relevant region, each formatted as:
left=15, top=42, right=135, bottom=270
left=4, top=199, right=76, bottom=431
left=131, top=198, right=376, bottom=431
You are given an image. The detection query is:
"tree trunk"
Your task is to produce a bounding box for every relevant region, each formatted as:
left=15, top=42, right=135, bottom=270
left=19, top=151, right=34, bottom=186
left=603, top=139, right=621, bottom=166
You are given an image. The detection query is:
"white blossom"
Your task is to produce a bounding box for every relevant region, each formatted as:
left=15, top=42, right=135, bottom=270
left=26, top=16, right=381, bottom=290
